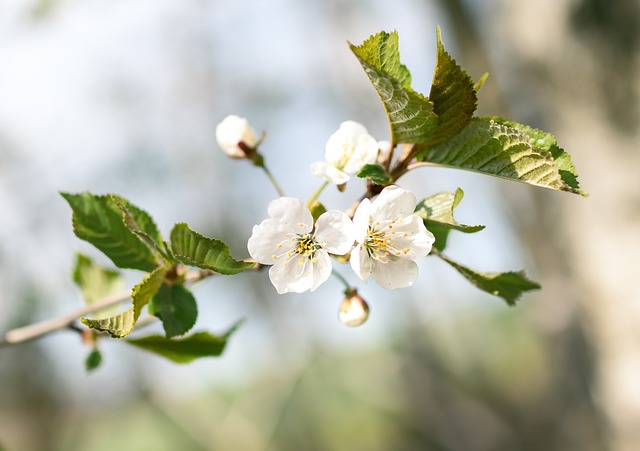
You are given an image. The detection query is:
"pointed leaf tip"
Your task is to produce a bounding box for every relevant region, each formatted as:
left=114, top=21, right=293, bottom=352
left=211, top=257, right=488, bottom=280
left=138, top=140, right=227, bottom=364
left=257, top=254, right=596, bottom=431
left=350, top=30, right=438, bottom=144
left=485, top=117, right=585, bottom=196
left=415, top=188, right=484, bottom=252
left=61, top=192, right=159, bottom=271
left=419, top=119, right=584, bottom=195
left=427, top=27, right=478, bottom=146
left=81, top=307, right=136, bottom=339
left=170, top=223, right=255, bottom=275
left=126, top=326, right=240, bottom=363
left=436, top=252, right=540, bottom=305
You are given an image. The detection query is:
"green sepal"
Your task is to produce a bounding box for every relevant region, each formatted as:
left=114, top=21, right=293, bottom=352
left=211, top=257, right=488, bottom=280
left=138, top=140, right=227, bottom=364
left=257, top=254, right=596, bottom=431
left=427, top=27, right=477, bottom=146
left=415, top=188, right=484, bottom=252
left=85, top=348, right=103, bottom=372
left=436, top=252, right=541, bottom=306
left=357, top=164, right=391, bottom=185
left=350, top=31, right=438, bottom=144
left=148, top=283, right=198, bottom=338
left=81, top=308, right=135, bottom=339
left=484, top=117, right=585, bottom=196
left=170, top=223, right=255, bottom=275
left=61, top=192, right=160, bottom=271
left=309, top=201, right=327, bottom=223
left=125, top=323, right=241, bottom=363
left=417, top=119, right=583, bottom=195
left=72, top=253, right=125, bottom=305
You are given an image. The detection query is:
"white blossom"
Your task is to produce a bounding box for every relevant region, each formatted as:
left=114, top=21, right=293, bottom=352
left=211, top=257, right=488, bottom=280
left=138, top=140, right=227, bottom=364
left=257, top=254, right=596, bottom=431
left=310, top=121, right=378, bottom=185
left=248, top=197, right=355, bottom=294
left=215, top=114, right=258, bottom=158
left=350, top=185, right=435, bottom=289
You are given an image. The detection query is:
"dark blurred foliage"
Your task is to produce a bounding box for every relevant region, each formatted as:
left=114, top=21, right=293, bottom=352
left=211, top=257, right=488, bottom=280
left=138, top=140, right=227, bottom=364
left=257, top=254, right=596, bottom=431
left=570, top=0, right=640, bottom=132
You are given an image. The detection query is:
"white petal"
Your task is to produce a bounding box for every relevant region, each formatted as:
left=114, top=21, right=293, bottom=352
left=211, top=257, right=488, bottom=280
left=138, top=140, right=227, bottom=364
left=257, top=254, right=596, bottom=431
left=342, top=133, right=379, bottom=175
left=268, top=254, right=311, bottom=294
left=310, top=162, right=350, bottom=185
left=309, top=250, right=332, bottom=292
left=324, top=121, right=369, bottom=164
left=352, top=198, right=372, bottom=243
left=315, top=210, right=355, bottom=255
left=267, top=197, right=313, bottom=233
left=247, top=219, right=292, bottom=264
left=269, top=250, right=332, bottom=294
left=350, top=245, right=372, bottom=283
left=388, top=214, right=435, bottom=260
left=371, top=258, right=419, bottom=289
left=370, top=185, right=417, bottom=221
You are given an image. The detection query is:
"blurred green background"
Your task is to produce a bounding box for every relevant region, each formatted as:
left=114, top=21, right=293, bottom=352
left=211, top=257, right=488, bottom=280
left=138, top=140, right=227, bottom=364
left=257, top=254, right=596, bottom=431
left=1, top=0, right=639, bottom=450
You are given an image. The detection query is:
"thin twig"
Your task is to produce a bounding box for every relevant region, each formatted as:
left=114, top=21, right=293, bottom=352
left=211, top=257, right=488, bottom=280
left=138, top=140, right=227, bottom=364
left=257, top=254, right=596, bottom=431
left=0, top=269, right=215, bottom=348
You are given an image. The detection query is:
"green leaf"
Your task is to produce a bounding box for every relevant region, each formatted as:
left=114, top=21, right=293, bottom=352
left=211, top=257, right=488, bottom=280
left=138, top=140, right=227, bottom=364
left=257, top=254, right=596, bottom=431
left=485, top=117, right=585, bottom=196
left=170, top=223, right=255, bottom=275
left=112, top=196, right=167, bottom=257
left=148, top=283, right=197, bottom=338
left=427, top=27, right=477, bottom=146
left=81, top=307, right=136, bottom=338
left=72, top=253, right=125, bottom=305
left=415, top=188, right=485, bottom=251
left=80, top=267, right=167, bottom=338
left=61, top=192, right=159, bottom=271
left=436, top=252, right=541, bottom=306
left=85, top=348, right=103, bottom=372
left=417, top=119, right=582, bottom=194
left=126, top=326, right=240, bottom=363
left=132, top=266, right=166, bottom=321
left=357, top=164, right=391, bottom=185
left=350, top=31, right=438, bottom=144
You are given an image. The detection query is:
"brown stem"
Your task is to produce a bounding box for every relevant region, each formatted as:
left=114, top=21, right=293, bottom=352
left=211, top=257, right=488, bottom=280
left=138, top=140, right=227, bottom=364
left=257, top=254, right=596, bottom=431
left=0, top=269, right=216, bottom=348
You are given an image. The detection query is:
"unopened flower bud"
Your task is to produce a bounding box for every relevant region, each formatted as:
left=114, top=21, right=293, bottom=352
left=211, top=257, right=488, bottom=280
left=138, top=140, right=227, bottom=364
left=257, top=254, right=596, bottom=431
left=339, top=292, right=369, bottom=327
left=216, top=114, right=258, bottom=158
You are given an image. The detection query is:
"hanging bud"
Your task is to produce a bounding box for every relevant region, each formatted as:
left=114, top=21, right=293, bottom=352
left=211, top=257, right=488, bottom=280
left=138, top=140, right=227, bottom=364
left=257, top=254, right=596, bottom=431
left=215, top=114, right=258, bottom=159
left=339, top=291, right=369, bottom=327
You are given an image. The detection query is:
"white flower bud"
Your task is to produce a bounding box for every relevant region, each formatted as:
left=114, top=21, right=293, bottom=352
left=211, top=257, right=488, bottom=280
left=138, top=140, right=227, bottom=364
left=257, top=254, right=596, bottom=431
left=215, top=114, right=258, bottom=158
left=339, top=293, right=370, bottom=327
left=310, top=121, right=379, bottom=185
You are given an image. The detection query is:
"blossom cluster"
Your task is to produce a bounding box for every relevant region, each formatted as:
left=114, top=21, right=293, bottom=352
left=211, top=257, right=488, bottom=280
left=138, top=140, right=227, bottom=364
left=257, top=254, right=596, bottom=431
left=248, top=185, right=434, bottom=294
left=216, top=116, right=436, bottom=295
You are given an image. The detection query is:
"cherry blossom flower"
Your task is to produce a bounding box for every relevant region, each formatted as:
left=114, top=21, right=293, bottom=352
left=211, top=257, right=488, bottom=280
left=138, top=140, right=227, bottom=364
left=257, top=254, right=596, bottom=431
left=215, top=114, right=258, bottom=158
left=310, top=121, right=379, bottom=185
left=350, top=185, right=435, bottom=289
left=248, top=197, right=354, bottom=294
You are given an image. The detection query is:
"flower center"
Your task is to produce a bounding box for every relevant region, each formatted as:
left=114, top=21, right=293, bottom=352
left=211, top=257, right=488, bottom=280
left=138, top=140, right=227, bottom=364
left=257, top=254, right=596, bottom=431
left=364, top=220, right=412, bottom=263
left=294, top=233, right=319, bottom=259
left=336, top=143, right=356, bottom=169
left=365, top=226, right=391, bottom=263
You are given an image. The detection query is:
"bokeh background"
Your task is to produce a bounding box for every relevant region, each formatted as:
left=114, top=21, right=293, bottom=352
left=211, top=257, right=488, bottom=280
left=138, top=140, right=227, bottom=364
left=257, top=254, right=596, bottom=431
left=1, top=0, right=639, bottom=450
